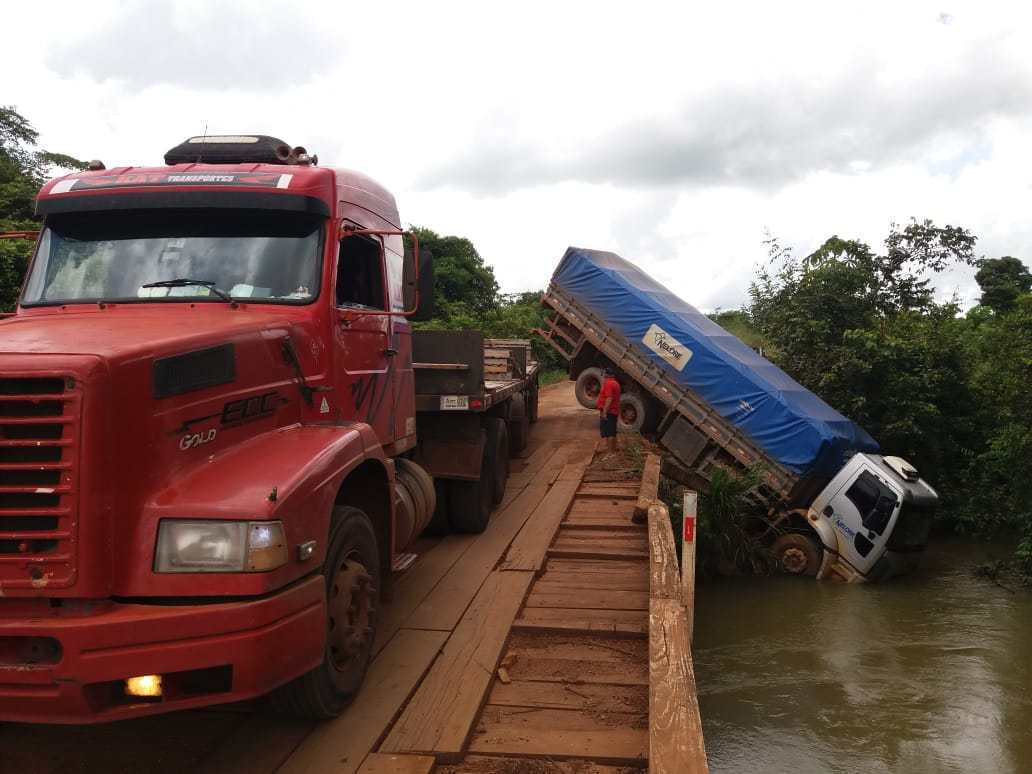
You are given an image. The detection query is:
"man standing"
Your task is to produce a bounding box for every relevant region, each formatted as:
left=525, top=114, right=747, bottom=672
left=596, top=367, right=621, bottom=453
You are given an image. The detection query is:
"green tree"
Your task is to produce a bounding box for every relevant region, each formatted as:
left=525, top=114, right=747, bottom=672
left=974, top=256, right=1032, bottom=314
left=0, top=106, right=84, bottom=310
left=964, top=293, right=1032, bottom=571
left=410, top=227, right=499, bottom=321
left=748, top=221, right=979, bottom=519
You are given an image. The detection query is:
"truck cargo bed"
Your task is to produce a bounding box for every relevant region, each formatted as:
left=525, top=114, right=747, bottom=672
left=413, top=330, right=538, bottom=412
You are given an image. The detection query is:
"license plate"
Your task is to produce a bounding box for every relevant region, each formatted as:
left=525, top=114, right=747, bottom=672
left=440, top=395, right=469, bottom=410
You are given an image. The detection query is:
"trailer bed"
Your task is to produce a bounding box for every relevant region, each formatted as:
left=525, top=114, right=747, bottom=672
left=413, top=332, right=538, bottom=413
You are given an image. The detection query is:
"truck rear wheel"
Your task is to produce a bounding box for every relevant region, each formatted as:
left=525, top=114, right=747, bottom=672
left=270, top=506, right=379, bottom=718
left=528, top=382, right=540, bottom=423
left=449, top=434, right=494, bottom=533
left=508, top=394, right=529, bottom=455
left=618, top=392, right=648, bottom=434
left=574, top=367, right=603, bottom=409
left=425, top=478, right=452, bottom=535
left=772, top=533, right=821, bottom=576
left=485, top=417, right=509, bottom=505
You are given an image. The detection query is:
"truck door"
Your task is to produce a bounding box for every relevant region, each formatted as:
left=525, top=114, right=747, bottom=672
left=827, top=469, right=902, bottom=576
left=333, top=233, right=396, bottom=443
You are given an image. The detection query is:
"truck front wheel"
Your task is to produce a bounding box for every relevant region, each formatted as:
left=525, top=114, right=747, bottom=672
left=771, top=533, right=821, bottom=576
left=270, top=505, right=380, bottom=718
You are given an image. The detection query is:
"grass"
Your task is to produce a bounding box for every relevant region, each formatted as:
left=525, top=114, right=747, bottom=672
left=539, top=368, right=567, bottom=386
left=623, top=437, right=646, bottom=474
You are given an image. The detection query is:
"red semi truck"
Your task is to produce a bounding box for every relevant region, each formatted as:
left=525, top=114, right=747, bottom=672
left=0, top=135, right=537, bottom=723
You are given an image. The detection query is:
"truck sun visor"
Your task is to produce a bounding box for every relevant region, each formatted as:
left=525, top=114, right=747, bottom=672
left=551, top=247, right=879, bottom=476
left=164, top=135, right=294, bottom=165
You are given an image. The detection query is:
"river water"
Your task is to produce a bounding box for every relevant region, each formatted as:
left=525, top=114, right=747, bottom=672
left=693, top=538, right=1031, bottom=773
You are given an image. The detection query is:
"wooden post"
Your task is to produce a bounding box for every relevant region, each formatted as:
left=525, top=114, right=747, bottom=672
left=681, top=490, right=697, bottom=643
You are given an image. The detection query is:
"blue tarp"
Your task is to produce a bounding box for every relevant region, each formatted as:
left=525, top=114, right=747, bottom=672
left=552, top=247, right=879, bottom=477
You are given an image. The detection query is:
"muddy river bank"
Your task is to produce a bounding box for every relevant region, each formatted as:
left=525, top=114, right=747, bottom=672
left=693, top=538, right=1031, bottom=773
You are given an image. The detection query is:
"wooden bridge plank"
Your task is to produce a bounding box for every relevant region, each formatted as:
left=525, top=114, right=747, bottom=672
left=500, top=480, right=581, bottom=571
left=486, top=680, right=646, bottom=712
left=649, top=597, right=709, bottom=774
left=511, top=618, right=647, bottom=638
left=374, top=536, right=478, bottom=654
left=404, top=482, right=550, bottom=631
left=648, top=502, right=681, bottom=601
left=357, top=752, right=435, bottom=774
left=526, top=588, right=649, bottom=611
left=381, top=571, right=534, bottom=758
left=516, top=606, right=648, bottom=626
left=468, top=706, right=647, bottom=763
left=535, top=573, right=649, bottom=591
left=545, top=558, right=648, bottom=574
left=444, top=757, right=634, bottom=774
left=548, top=546, right=649, bottom=561
left=280, top=628, right=447, bottom=774
left=634, top=453, right=662, bottom=518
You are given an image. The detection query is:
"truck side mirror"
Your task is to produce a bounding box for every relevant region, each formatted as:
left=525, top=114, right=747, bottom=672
left=339, top=225, right=425, bottom=317
left=405, top=245, right=434, bottom=321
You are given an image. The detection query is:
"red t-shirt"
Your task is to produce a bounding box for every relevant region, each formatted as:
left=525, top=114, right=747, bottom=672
left=596, top=377, right=621, bottom=415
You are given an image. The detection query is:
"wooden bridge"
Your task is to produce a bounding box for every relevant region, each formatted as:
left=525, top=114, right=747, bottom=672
left=3, top=381, right=707, bottom=774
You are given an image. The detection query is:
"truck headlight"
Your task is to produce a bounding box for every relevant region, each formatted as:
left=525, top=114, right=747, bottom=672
left=154, top=520, right=288, bottom=573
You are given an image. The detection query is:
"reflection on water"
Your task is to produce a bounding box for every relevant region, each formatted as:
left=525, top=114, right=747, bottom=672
left=693, top=538, right=1032, bottom=774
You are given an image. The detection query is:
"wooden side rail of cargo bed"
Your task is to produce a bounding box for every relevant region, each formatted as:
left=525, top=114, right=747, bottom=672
left=541, top=286, right=796, bottom=499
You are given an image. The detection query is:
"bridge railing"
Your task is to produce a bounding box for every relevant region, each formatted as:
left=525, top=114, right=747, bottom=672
left=641, top=452, right=708, bottom=774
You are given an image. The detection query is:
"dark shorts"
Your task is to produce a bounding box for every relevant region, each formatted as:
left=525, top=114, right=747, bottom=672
left=599, top=413, right=618, bottom=438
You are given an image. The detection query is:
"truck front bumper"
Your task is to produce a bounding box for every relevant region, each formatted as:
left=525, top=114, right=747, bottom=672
left=0, top=576, right=325, bottom=724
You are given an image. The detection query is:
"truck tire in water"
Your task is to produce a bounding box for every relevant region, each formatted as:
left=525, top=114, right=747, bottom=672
left=574, top=367, right=603, bottom=409
left=485, top=417, right=509, bottom=505
left=508, top=393, right=529, bottom=455
left=449, top=433, right=494, bottom=533
left=270, top=505, right=379, bottom=719
left=617, top=391, right=648, bottom=434
left=771, top=533, right=822, bottom=576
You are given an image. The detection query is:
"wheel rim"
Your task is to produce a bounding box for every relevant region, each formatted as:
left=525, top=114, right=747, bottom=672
left=328, top=557, right=375, bottom=670
left=585, top=378, right=601, bottom=399
left=620, top=403, right=638, bottom=425
left=781, top=546, right=809, bottom=574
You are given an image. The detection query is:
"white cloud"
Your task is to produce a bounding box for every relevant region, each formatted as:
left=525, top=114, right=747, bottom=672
left=2, top=0, right=1030, bottom=312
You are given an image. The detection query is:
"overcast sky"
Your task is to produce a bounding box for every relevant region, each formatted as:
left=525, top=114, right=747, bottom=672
left=5, top=0, right=1031, bottom=310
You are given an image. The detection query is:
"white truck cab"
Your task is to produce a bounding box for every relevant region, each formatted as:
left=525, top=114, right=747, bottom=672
left=811, top=454, right=938, bottom=582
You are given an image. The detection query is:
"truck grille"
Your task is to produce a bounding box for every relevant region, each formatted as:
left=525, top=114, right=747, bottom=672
left=0, top=376, right=80, bottom=590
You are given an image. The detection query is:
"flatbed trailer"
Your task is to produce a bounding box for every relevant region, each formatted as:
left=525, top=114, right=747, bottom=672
left=412, top=331, right=540, bottom=534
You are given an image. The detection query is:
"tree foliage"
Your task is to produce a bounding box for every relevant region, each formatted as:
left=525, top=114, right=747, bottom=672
left=408, top=227, right=566, bottom=372
left=747, top=221, right=1032, bottom=574
left=974, top=256, right=1032, bottom=314
left=0, top=106, right=84, bottom=311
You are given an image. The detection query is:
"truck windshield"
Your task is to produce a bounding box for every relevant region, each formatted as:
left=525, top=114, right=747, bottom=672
left=22, top=209, right=324, bottom=306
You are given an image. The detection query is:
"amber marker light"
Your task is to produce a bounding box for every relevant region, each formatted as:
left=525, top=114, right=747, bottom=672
left=125, top=674, right=163, bottom=698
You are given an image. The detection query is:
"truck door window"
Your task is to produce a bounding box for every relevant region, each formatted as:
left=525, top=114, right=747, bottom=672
left=337, top=235, right=386, bottom=310
left=845, top=471, right=898, bottom=536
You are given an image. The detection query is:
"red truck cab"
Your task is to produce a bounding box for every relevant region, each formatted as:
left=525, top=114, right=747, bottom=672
left=0, top=136, right=434, bottom=722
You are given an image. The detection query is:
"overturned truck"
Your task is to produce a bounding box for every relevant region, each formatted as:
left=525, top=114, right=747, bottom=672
left=537, top=247, right=938, bottom=582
